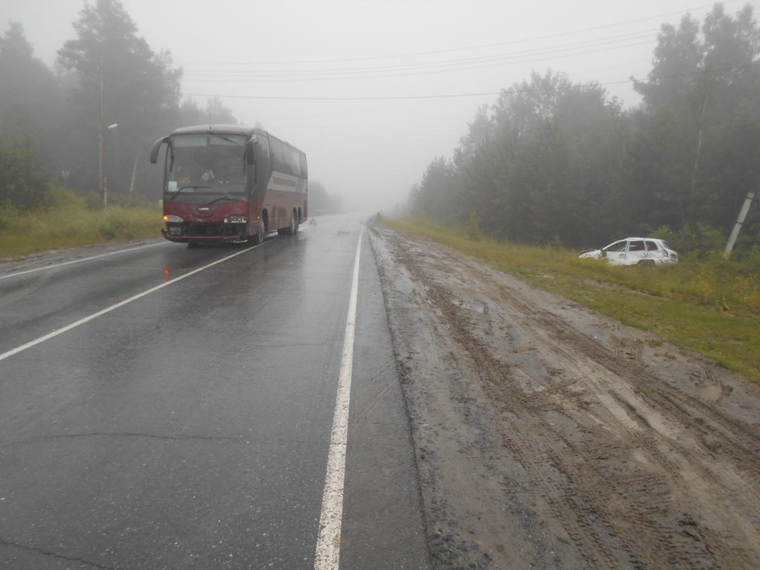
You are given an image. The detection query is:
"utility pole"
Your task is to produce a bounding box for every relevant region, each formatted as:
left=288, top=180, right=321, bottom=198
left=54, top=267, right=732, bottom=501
left=724, top=191, right=757, bottom=257
left=98, top=57, right=106, bottom=207
left=129, top=151, right=139, bottom=193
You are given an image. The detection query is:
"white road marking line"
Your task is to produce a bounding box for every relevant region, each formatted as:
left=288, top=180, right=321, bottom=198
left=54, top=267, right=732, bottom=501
left=0, top=243, right=263, bottom=363
left=314, top=230, right=363, bottom=570
left=0, top=242, right=167, bottom=280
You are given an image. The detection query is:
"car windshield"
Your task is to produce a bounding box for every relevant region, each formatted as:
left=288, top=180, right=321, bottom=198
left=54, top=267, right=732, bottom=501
left=166, top=134, right=247, bottom=195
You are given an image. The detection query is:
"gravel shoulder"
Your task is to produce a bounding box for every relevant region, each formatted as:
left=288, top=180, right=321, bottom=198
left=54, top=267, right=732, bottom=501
left=0, top=239, right=164, bottom=276
left=370, top=224, right=760, bottom=569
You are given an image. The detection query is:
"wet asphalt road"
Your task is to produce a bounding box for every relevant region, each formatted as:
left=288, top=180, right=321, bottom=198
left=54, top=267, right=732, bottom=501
left=0, top=214, right=429, bottom=569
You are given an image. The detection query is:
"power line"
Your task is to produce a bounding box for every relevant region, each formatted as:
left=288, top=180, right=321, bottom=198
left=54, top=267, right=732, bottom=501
left=181, top=31, right=657, bottom=83
left=181, top=62, right=760, bottom=102
left=177, top=2, right=750, bottom=89
left=186, top=81, right=629, bottom=102
left=179, top=0, right=744, bottom=68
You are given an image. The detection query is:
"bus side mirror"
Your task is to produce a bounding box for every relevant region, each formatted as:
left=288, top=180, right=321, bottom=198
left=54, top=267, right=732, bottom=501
left=150, top=136, right=169, bottom=164
left=245, top=137, right=256, bottom=165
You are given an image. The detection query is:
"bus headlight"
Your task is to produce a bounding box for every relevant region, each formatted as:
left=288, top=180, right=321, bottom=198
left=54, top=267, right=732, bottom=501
left=164, top=214, right=184, bottom=223
left=224, top=215, right=248, bottom=223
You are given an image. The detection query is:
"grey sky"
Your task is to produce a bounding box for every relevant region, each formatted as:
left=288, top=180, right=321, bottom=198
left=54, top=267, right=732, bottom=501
left=2, top=0, right=757, bottom=211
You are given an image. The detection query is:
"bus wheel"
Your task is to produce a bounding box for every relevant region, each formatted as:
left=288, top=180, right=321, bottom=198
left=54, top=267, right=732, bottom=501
left=250, top=224, right=265, bottom=245
left=286, top=213, right=296, bottom=236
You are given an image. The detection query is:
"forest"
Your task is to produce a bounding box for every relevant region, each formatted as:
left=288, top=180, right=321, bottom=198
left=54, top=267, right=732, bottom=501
left=1, top=2, right=758, bottom=253
left=0, top=0, right=342, bottom=216
left=409, top=4, right=759, bottom=254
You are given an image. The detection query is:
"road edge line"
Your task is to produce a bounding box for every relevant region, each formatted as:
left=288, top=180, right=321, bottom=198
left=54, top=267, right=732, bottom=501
left=314, top=230, right=363, bottom=570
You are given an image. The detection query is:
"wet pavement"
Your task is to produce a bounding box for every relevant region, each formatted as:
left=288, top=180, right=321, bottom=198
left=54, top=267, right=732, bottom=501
left=0, top=214, right=429, bottom=569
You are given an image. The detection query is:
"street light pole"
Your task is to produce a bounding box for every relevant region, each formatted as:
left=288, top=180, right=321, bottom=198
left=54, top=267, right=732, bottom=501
left=99, top=57, right=105, bottom=206
left=100, top=122, right=119, bottom=207
left=97, top=58, right=118, bottom=207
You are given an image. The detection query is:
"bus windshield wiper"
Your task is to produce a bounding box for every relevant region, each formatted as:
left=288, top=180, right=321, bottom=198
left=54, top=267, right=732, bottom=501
left=211, top=134, right=241, bottom=145
left=205, top=193, right=240, bottom=205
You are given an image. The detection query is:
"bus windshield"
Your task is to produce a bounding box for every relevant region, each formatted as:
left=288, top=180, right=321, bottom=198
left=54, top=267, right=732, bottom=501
left=166, top=134, right=248, bottom=195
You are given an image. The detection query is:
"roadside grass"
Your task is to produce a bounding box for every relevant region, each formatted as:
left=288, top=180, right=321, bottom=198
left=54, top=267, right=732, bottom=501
left=384, top=216, right=760, bottom=384
left=0, top=188, right=162, bottom=259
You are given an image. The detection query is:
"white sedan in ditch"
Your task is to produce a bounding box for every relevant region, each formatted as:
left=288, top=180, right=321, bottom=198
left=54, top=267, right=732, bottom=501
left=579, top=237, right=678, bottom=266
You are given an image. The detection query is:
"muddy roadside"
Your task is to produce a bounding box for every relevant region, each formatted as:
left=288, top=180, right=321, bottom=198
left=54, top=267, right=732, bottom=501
left=369, top=223, right=760, bottom=569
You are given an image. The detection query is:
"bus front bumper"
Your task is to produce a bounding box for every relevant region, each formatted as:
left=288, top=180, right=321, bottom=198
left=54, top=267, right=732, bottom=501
left=163, top=222, right=249, bottom=243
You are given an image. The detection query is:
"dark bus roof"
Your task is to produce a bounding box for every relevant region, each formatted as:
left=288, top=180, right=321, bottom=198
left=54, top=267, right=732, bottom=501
left=169, top=125, right=304, bottom=154
left=171, top=124, right=256, bottom=137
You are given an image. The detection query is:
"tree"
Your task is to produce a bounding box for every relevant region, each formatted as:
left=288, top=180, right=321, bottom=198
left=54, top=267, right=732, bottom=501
left=633, top=3, right=760, bottom=230
left=633, top=15, right=703, bottom=112
left=408, top=4, right=760, bottom=249
left=411, top=157, right=457, bottom=222
left=458, top=72, right=629, bottom=245
left=0, top=23, right=61, bottom=168
left=57, top=0, right=183, bottom=196
left=493, top=70, right=574, bottom=136
left=205, top=96, right=238, bottom=125
left=0, top=137, right=51, bottom=209
left=454, top=104, right=492, bottom=166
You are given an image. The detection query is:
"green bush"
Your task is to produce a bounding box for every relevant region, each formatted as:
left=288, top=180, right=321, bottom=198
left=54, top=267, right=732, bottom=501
left=109, top=193, right=157, bottom=210
left=0, top=137, right=51, bottom=209
left=463, top=212, right=485, bottom=241
left=45, top=186, right=85, bottom=208
left=653, top=224, right=726, bottom=259
left=0, top=186, right=163, bottom=259
left=85, top=192, right=105, bottom=211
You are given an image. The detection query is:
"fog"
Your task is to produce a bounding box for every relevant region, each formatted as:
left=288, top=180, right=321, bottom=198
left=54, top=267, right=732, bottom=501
left=2, top=0, right=756, bottom=211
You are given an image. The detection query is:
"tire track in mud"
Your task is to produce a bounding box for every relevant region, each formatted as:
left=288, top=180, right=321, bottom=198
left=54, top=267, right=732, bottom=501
left=509, top=288, right=760, bottom=501
left=437, top=248, right=760, bottom=568
left=492, top=275, right=760, bottom=568
left=374, top=240, right=567, bottom=567
left=372, top=226, right=760, bottom=569
left=528, top=306, right=760, bottom=463
left=402, top=249, right=679, bottom=569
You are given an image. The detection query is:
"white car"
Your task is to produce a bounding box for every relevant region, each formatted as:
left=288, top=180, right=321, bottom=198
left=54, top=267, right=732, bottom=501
left=579, top=237, right=678, bottom=266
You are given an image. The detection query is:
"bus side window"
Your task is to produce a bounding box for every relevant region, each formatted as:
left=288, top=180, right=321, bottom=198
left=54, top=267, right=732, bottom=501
left=299, top=153, right=308, bottom=178
left=254, top=136, right=271, bottom=192
left=269, top=138, right=284, bottom=173
left=286, top=147, right=300, bottom=177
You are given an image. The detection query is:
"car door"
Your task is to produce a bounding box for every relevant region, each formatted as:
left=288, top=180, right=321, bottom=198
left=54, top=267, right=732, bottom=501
left=603, top=240, right=628, bottom=264
left=625, top=240, right=647, bottom=265
left=644, top=240, right=662, bottom=262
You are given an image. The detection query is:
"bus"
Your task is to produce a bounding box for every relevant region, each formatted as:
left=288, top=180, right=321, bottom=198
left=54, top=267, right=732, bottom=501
left=149, top=124, right=308, bottom=245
